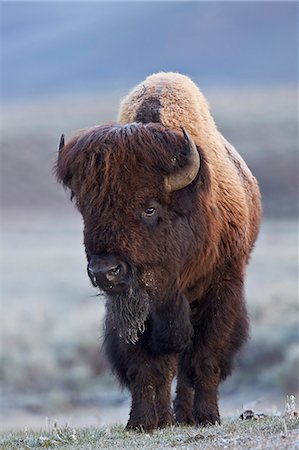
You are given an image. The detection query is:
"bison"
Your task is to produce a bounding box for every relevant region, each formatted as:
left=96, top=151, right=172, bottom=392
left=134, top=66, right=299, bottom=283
left=55, top=72, right=261, bottom=432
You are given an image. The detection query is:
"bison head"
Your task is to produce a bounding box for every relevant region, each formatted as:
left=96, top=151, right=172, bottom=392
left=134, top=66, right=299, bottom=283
left=56, top=122, right=203, bottom=344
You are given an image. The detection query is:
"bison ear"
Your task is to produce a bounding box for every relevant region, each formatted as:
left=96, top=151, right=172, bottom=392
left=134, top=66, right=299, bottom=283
left=54, top=133, right=78, bottom=191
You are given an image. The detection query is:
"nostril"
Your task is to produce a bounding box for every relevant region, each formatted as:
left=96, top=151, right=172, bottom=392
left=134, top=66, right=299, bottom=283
left=87, top=265, right=97, bottom=287
left=88, top=256, right=129, bottom=291
left=87, top=266, right=94, bottom=275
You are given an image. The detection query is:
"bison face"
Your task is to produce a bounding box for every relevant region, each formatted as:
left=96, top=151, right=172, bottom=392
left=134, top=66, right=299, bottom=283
left=56, top=122, right=203, bottom=344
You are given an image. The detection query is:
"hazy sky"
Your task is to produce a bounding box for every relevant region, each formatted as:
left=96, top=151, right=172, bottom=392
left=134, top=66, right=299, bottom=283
left=2, top=1, right=298, bottom=99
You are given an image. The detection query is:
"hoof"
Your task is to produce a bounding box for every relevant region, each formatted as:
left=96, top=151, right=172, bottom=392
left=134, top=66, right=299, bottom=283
left=125, top=417, right=158, bottom=433
left=175, top=410, right=196, bottom=426
left=157, top=413, right=176, bottom=429
left=195, top=413, right=220, bottom=427
left=176, top=418, right=196, bottom=426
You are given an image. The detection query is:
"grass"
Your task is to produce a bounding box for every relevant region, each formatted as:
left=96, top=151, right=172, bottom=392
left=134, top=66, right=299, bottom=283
left=0, top=415, right=298, bottom=450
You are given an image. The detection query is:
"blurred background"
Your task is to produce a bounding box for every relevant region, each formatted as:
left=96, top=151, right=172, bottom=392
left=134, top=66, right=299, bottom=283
left=1, top=1, right=298, bottom=431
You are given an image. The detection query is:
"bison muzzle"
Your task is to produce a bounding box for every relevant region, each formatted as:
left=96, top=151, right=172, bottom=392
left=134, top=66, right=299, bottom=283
left=55, top=72, right=261, bottom=432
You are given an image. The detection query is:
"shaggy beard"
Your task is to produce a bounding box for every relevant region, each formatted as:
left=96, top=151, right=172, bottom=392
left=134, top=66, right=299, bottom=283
left=106, top=286, right=150, bottom=344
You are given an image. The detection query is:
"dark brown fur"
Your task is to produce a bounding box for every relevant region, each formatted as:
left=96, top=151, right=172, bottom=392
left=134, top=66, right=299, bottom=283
left=56, top=88, right=261, bottom=432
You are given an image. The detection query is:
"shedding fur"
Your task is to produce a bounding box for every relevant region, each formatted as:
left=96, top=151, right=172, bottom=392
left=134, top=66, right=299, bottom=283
left=55, top=72, right=261, bottom=432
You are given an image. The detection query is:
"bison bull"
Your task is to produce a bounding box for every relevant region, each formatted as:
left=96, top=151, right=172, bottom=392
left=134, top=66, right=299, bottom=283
left=55, top=72, right=261, bottom=431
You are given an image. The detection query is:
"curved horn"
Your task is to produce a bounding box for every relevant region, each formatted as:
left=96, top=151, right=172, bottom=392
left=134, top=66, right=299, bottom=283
left=58, top=133, right=65, bottom=151
left=164, top=127, right=200, bottom=192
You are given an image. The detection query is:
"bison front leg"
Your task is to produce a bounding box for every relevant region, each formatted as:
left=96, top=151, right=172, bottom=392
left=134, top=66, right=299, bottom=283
left=126, top=364, right=158, bottom=432
left=105, top=320, right=177, bottom=432
left=126, top=353, right=177, bottom=432
left=175, top=339, right=221, bottom=426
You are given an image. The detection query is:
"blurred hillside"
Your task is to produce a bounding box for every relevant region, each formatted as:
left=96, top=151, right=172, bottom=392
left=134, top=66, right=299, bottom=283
left=1, top=2, right=297, bottom=100
left=2, top=86, right=297, bottom=217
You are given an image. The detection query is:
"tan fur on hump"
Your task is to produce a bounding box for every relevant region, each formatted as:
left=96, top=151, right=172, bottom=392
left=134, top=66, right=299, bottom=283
left=118, top=73, right=248, bottom=202
left=118, top=72, right=261, bottom=263
left=118, top=72, right=218, bottom=148
left=118, top=72, right=239, bottom=176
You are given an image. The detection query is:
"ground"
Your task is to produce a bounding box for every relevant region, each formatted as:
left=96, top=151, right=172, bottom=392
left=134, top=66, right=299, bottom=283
left=1, top=416, right=298, bottom=450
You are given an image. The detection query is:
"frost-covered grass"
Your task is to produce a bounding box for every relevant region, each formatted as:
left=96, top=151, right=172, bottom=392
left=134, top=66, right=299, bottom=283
left=1, top=416, right=298, bottom=450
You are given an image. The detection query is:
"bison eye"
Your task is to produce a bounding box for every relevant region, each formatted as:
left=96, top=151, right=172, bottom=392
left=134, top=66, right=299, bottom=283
left=144, top=206, right=156, bottom=217
left=140, top=201, right=161, bottom=225
left=140, top=203, right=160, bottom=225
